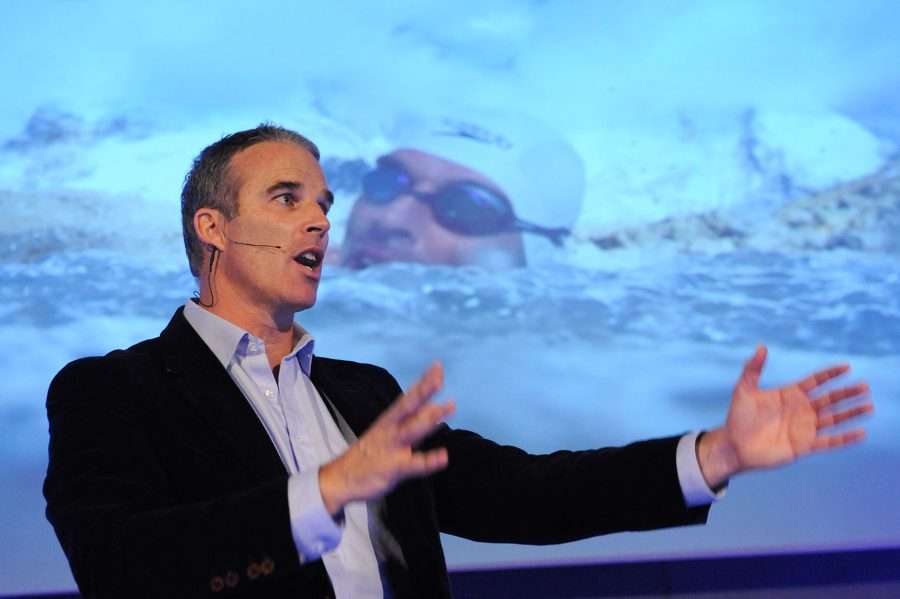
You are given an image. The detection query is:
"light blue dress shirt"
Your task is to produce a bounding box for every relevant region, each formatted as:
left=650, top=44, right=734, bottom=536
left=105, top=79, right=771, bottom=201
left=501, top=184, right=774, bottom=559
left=184, top=300, right=385, bottom=599
left=183, top=300, right=721, bottom=598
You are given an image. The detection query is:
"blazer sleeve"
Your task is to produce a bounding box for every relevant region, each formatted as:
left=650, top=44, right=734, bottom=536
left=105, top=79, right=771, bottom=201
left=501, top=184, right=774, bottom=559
left=360, top=364, right=709, bottom=544
left=43, top=356, right=328, bottom=599
left=425, top=426, right=710, bottom=545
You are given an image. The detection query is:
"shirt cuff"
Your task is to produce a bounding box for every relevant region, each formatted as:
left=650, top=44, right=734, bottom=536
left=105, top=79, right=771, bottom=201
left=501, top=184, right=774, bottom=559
left=287, top=470, right=343, bottom=562
left=676, top=431, right=727, bottom=507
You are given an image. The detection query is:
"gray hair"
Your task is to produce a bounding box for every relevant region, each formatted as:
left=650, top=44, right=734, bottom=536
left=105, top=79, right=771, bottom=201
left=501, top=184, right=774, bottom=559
left=180, top=123, right=320, bottom=276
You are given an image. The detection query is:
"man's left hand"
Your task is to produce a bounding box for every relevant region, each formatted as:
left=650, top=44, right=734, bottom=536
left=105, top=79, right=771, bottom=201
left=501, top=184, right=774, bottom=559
left=697, top=345, right=874, bottom=489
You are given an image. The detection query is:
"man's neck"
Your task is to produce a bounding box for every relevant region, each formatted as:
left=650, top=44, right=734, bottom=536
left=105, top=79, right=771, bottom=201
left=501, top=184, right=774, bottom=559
left=198, top=293, right=298, bottom=369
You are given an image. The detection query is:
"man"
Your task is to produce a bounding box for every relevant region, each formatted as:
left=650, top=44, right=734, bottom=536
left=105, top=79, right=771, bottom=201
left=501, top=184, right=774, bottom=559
left=44, top=124, right=873, bottom=598
left=340, top=148, right=566, bottom=269
left=340, top=115, right=583, bottom=269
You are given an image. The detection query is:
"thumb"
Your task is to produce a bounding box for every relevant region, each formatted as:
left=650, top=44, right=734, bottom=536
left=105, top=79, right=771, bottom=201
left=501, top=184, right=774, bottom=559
left=739, top=344, right=767, bottom=390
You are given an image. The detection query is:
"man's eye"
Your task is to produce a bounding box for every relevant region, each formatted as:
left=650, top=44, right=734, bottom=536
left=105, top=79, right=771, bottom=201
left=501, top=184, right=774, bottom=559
left=318, top=201, right=332, bottom=215
left=275, top=193, right=297, bottom=206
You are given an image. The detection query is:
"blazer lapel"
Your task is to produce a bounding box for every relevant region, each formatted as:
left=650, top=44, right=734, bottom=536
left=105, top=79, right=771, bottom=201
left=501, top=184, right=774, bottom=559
left=158, top=307, right=287, bottom=479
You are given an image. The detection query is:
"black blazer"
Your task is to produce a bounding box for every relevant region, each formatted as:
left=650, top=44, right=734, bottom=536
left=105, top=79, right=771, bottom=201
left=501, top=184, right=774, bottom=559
left=44, top=308, right=709, bottom=598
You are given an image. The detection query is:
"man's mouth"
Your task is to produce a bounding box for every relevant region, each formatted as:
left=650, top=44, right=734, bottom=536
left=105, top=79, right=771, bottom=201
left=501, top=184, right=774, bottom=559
left=294, top=249, right=324, bottom=269
left=343, top=226, right=416, bottom=268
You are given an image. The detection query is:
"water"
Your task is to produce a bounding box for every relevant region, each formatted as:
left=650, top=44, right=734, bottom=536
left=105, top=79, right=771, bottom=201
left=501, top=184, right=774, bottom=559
left=4, top=246, right=898, bottom=352
left=3, top=244, right=897, bottom=454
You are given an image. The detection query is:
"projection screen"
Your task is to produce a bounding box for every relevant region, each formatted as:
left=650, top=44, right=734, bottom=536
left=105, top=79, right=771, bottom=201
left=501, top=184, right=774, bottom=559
left=1, top=1, right=898, bottom=593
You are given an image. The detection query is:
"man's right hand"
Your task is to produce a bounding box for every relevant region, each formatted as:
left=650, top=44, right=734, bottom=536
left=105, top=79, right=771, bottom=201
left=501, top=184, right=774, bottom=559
left=318, top=362, right=455, bottom=516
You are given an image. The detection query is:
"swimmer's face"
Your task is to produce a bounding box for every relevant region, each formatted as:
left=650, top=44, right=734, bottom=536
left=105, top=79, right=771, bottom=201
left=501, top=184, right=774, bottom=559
left=341, top=149, right=526, bottom=269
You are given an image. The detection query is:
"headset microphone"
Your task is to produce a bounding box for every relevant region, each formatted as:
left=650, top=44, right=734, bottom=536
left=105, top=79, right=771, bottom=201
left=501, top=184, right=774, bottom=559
left=201, top=233, right=314, bottom=309
left=221, top=230, right=285, bottom=251
left=229, top=239, right=284, bottom=251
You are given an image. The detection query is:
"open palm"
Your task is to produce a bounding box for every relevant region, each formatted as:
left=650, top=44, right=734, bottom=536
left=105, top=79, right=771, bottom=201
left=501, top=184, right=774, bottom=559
left=725, top=346, right=872, bottom=471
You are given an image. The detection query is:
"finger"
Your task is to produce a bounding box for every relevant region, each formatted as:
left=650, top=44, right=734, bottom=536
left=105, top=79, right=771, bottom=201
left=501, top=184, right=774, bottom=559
left=397, top=400, right=456, bottom=445
left=816, top=402, right=874, bottom=429
left=398, top=447, right=449, bottom=478
left=398, top=400, right=456, bottom=444
left=797, top=363, right=850, bottom=392
left=382, top=362, right=444, bottom=424
left=811, top=382, right=870, bottom=411
left=811, top=429, right=866, bottom=452
left=738, top=345, right=767, bottom=390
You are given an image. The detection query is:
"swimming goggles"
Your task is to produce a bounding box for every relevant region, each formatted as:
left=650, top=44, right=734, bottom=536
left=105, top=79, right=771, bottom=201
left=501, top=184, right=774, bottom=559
left=360, top=160, right=569, bottom=246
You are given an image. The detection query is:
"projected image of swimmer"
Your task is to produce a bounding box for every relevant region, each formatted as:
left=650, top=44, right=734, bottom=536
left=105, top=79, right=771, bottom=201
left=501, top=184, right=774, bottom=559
left=340, top=116, right=584, bottom=269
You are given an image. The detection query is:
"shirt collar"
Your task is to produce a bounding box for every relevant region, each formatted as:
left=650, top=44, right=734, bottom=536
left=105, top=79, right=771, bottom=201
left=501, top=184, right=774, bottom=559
left=285, top=329, right=315, bottom=377
left=183, top=300, right=316, bottom=376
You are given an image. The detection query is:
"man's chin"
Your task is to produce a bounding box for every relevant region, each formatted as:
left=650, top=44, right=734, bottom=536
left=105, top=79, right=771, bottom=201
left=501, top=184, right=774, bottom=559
left=342, top=247, right=417, bottom=269
left=283, top=289, right=318, bottom=313
left=295, top=296, right=318, bottom=312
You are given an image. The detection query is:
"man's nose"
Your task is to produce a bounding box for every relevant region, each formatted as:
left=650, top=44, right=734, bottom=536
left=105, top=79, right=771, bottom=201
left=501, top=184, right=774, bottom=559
left=305, top=204, right=331, bottom=236
left=375, top=193, right=423, bottom=229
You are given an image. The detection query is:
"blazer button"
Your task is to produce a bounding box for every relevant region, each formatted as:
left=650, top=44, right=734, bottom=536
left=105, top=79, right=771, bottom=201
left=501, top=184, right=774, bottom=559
left=225, top=570, right=240, bottom=588
left=246, top=562, right=261, bottom=580
left=209, top=576, right=225, bottom=592
left=261, top=557, right=275, bottom=575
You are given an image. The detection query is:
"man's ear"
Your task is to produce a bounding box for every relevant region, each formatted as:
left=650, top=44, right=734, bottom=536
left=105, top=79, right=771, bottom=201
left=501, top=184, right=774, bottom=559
left=194, top=207, right=227, bottom=252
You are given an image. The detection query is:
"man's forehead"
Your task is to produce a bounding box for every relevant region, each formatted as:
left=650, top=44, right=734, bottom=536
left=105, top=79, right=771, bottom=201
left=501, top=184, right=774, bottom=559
left=384, top=148, right=504, bottom=192
left=230, top=141, right=325, bottom=191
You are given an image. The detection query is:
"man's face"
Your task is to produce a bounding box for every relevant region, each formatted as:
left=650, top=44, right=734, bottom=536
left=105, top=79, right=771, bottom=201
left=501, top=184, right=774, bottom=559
left=341, top=149, right=525, bottom=268
left=215, top=140, right=332, bottom=314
